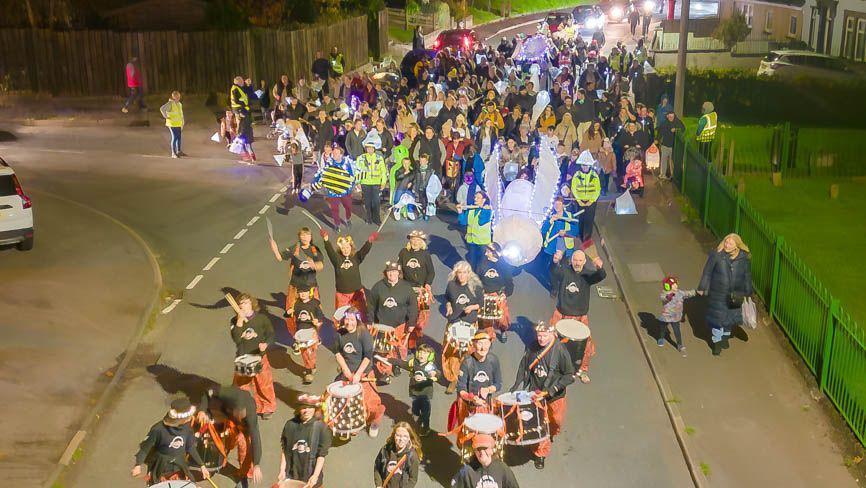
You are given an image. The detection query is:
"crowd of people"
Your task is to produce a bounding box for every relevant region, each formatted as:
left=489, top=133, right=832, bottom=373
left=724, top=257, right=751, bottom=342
left=134, top=15, right=739, bottom=488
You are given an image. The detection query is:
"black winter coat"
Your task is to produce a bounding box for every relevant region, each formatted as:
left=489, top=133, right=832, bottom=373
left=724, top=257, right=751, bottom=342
left=698, top=250, right=753, bottom=329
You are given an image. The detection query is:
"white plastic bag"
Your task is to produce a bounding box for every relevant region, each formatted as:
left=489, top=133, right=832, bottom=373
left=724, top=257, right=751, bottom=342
left=210, top=131, right=221, bottom=143
left=615, top=190, right=638, bottom=215
left=228, top=138, right=244, bottom=154
left=742, top=297, right=758, bottom=329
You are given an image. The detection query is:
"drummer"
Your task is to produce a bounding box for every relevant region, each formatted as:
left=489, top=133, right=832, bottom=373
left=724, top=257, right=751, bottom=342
left=131, top=398, right=209, bottom=484
left=197, top=385, right=264, bottom=486
left=451, top=434, right=520, bottom=488
left=334, top=306, right=386, bottom=437
left=454, top=331, right=502, bottom=449
left=230, top=292, right=276, bottom=419
left=397, top=230, right=435, bottom=350
left=550, top=250, right=606, bottom=383
left=444, top=261, right=484, bottom=393
left=290, top=284, right=326, bottom=385
left=510, top=321, right=575, bottom=469
left=476, top=242, right=513, bottom=343
left=278, top=393, right=332, bottom=487
left=321, top=227, right=379, bottom=321
left=269, top=226, right=324, bottom=332
left=367, top=261, right=419, bottom=384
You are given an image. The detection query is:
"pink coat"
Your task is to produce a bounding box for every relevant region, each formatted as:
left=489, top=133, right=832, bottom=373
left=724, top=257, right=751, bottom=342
left=622, top=160, right=644, bottom=189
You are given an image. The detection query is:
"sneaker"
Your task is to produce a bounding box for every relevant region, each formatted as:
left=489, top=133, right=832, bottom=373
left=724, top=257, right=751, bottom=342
left=497, top=332, right=507, bottom=343
left=407, top=210, right=416, bottom=221
left=419, top=426, right=431, bottom=437
left=394, top=210, right=402, bottom=221
left=171, top=153, right=179, bottom=159
left=423, top=214, right=429, bottom=221
left=302, top=372, right=313, bottom=384
left=369, top=423, right=380, bottom=438
left=678, top=346, right=687, bottom=357
left=177, top=151, right=188, bottom=157
left=260, top=412, right=273, bottom=420
left=578, top=371, right=591, bottom=384
left=121, top=107, right=129, bottom=113
left=657, top=338, right=665, bottom=347
left=533, top=456, right=545, bottom=469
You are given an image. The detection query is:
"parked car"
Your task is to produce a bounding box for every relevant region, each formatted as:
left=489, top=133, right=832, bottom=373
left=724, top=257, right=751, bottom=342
left=0, top=157, right=34, bottom=251
left=758, top=50, right=860, bottom=81
left=545, top=12, right=572, bottom=33
left=573, top=5, right=606, bottom=29
left=432, top=29, right=479, bottom=52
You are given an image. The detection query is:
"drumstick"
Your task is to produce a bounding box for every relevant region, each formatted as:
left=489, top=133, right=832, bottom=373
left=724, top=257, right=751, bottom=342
left=265, top=216, right=274, bottom=241
left=374, top=354, right=392, bottom=366
left=300, top=208, right=323, bottom=230
left=376, top=209, right=393, bottom=233
left=225, top=293, right=243, bottom=316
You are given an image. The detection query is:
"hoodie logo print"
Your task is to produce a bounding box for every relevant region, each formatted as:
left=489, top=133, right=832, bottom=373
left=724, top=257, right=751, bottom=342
left=565, top=282, right=579, bottom=294
left=383, top=297, right=398, bottom=308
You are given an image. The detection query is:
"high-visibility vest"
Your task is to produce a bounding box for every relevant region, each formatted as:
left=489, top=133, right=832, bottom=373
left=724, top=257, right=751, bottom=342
left=466, top=209, right=492, bottom=245
left=331, top=54, right=344, bottom=75
left=544, top=213, right=575, bottom=250
left=162, top=101, right=183, bottom=128
left=697, top=112, right=717, bottom=142
left=230, top=84, right=249, bottom=111
left=571, top=170, right=601, bottom=204
left=357, top=153, right=386, bottom=186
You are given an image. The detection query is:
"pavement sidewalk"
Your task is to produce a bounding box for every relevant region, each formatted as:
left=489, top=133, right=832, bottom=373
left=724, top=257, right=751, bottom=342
left=596, top=176, right=858, bottom=487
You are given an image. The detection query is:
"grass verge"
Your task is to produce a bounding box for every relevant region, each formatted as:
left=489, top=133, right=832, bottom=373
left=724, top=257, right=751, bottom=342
left=388, top=26, right=414, bottom=44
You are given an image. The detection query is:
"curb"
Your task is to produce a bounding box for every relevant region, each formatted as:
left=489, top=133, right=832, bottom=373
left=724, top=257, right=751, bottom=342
left=34, top=190, right=164, bottom=488
left=482, top=18, right=544, bottom=41
left=595, top=221, right=706, bottom=488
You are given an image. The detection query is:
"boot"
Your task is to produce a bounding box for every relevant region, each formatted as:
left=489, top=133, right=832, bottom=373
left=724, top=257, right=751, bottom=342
left=721, top=338, right=730, bottom=349
left=712, top=342, right=722, bottom=356
left=533, top=455, right=545, bottom=469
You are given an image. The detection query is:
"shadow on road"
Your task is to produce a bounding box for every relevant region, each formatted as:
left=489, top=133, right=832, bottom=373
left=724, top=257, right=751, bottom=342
left=420, top=429, right=461, bottom=487
left=428, top=234, right=463, bottom=270
left=147, top=364, right=219, bottom=404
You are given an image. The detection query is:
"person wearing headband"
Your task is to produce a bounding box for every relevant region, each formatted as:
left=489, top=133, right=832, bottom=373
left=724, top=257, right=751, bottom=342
left=453, top=331, right=502, bottom=451
left=334, top=307, right=386, bottom=437
left=131, top=398, right=209, bottom=484
left=476, top=242, right=514, bottom=343
left=398, top=230, right=436, bottom=350
left=278, top=393, right=331, bottom=487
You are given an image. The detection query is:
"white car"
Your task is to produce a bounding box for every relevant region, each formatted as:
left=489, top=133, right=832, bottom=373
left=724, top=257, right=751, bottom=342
left=758, top=50, right=859, bottom=81
left=0, top=157, right=34, bottom=250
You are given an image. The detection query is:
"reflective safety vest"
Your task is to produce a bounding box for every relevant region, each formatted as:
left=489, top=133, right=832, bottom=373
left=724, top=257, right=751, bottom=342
left=331, top=54, right=344, bottom=75
left=544, top=212, right=575, bottom=250
left=697, top=112, right=717, bottom=142
left=571, top=170, right=601, bottom=205
left=466, top=209, right=492, bottom=245
left=356, top=153, right=387, bottom=186
left=162, top=101, right=183, bottom=128
left=230, top=84, right=249, bottom=111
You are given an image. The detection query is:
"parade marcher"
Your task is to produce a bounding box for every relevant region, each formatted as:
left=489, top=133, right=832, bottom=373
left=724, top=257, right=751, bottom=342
left=445, top=260, right=483, bottom=330
left=367, top=261, right=419, bottom=383
left=391, top=343, right=438, bottom=436
left=450, top=434, right=519, bottom=488
left=230, top=292, right=276, bottom=419
left=453, top=331, right=502, bottom=447
left=230, top=75, right=250, bottom=116
left=334, top=307, right=386, bottom=437
left=271, top=226, right=324, bottom=330
left=570, top=150, right=602, bottom=241
left=159, top=91, right=184, bottom=158
left=698, top=233, right=753, bottom=356
left=658, top=276, right=696, bottom=354
left=510, top=321, right=575, bottom=469
left=278, top=393, right=331, bottom=488
left=374, top=422, right=423, bottom=488
left=322, top=228, right=377, bottom=320
left=540, top=197, right=579, bottom=283
left=458, top=190, right=493, bottom=270
left=356, top=139, right=388, bottom=225
left=550, top=250, right=606, bottom=383
left=122, top=57, right=145, bottom=113
left=696, top=101, right=717, bottom=160
left=132, top=399, right=209, bottom=484
left=476, top=243, right=513, bottom=343
left=197, top=385, right=264, bottom=486
left=398, top=230, right=436, bottom=350
left=311, top=146, right=355, bottom=231
left=289, top=285, right=326, bottom=384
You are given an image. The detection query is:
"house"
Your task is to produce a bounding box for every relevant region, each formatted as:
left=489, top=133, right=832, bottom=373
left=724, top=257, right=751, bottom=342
left=720, top=0, right=805, bottom=42
left=802, top=0, right=866, bottom=62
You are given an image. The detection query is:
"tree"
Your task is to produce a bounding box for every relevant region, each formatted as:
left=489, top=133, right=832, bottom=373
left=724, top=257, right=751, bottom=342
left=713, top=11, right=751, bottom=50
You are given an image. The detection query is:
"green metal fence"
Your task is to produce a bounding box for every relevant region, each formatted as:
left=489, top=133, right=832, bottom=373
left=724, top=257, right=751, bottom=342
left=672, top=134, right=866, bottom=446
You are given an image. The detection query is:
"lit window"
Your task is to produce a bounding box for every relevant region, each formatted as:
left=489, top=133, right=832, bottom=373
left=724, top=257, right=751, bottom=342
left=788, top=15, right=797, bottom=37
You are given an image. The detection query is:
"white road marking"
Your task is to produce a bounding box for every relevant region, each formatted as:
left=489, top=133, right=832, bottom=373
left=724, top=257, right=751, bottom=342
left=141, top=154, right=167, bottom=158
left=234, top=229, right=247, bottom=240
left=280, top=186, right=289, bottom=193
left=220, top=243, right=234, bottom=254
left=247, top=216, right=259, bottom=226
left=186, top=274, right=204, bottom=290
left=203, top=257, right=220, bottom=271
left=161, top=299, right=182, bottom=314
left=269, top=193, right=281, bottom=203
left=258, top=205, right=270, bottom=215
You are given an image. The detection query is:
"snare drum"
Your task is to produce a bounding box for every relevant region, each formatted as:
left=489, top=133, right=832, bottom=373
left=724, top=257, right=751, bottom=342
left=370, top=323, right=396, bottom=355
left=555, top=319, right=591, bottom=369
left=233, top=354, right=263, bottom=377
left=479, top=293, right=503, bottom=321
left=325, top=381, right=367, bottom=438
left=496, top=390, right=550, bottom=446
left=150, top=482, right=197, bottom=488
left=414, top=287, right=431, bottom=312
left=446, top=321, right=477, bottom=354
left=293, top=327, right=319, bottom=351
left=461, top=413, right=505, bottom=463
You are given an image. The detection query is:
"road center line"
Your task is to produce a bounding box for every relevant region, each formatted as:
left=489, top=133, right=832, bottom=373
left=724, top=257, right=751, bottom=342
left=185, top=274, right=204, bottom=290
left=220, top=243, right=234, bottom=254
left=161, top=299, right=182, bottom=314
left=280, top=186, right=289, bottom=193
left=247, top=216, right=259, bottom=226
left=258, top=205, right=270, bottom=215
left=269, top=193, right=281, bottom=203
left=202, top=257, right=220, bottom=271
left=233, top=229, right=247, bottom=240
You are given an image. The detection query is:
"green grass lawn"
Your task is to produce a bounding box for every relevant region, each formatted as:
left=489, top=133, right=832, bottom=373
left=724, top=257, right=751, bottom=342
left=485, top=0, right=590, bottom=15
left=471, top=7, right=500, bottom=25
left=739, top=175, right=866, bottom=326
left=388, top=26, right=414, bottom=44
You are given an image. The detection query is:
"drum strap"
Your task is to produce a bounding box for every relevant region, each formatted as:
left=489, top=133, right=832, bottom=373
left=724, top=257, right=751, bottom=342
left=528, top=341, right=556, bottom=371
left=205, top=421, right=229, bottom=462
left=381, top=453, right=409, bottom=487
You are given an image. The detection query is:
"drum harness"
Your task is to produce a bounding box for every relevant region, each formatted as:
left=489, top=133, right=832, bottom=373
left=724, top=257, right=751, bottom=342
left=501, top=341, right=557, bottom=443
left=194, top=418, right=231, bottom=471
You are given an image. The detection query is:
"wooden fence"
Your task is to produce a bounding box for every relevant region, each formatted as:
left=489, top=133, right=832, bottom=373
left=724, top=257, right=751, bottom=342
left=0, top=15, right=370, bottom=96
left=386, top=7, right=436, bottom=31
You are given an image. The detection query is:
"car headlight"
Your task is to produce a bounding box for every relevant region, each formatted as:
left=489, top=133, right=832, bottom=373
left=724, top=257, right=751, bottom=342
left=610, top=6, right=624, bottom=19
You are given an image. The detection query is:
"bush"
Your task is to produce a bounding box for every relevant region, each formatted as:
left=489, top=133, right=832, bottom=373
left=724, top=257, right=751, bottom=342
left=648, top=69, right=866, bottom=127
left=713, top=12, right=750, bottom=50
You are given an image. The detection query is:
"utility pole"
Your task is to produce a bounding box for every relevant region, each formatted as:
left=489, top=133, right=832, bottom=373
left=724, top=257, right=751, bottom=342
left=673, top=0, right=691, bottom=116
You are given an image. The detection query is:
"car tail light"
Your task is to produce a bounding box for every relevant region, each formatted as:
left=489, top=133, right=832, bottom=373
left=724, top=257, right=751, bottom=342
left=433, top=39, right=441, bottom=49
left=12, top=174, right=31, bottom=209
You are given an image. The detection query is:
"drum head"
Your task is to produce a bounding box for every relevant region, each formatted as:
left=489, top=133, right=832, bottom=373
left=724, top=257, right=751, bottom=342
left=333, top=305, right=352, bottom=322
left=497, top=390, right=533, bottom=406
left=150, top=482, right=197, bottom=488
left=234, top=354, right=259, bottom=365
left=327, top=381, right=362, bottom=398
left=556, top=319, right=590, bottom=340
left=278, top=481, right=307, bottom=488
left=448, top=321, right=475, bottom=340
left=372, top=323, right=395, bottom=333
left=464, top=413, right=504, bottom=434
left=295, top=328, right=316, bottom=342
